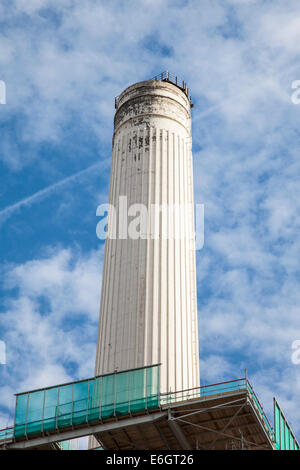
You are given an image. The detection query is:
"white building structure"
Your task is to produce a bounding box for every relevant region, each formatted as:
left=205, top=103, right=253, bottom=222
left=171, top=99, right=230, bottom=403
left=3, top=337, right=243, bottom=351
left=94, top=73, right=200, bottom=395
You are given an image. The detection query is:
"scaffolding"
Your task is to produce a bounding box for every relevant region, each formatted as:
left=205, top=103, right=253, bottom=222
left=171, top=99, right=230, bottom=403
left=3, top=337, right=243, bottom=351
left=0, top=365, right=299, bottom=450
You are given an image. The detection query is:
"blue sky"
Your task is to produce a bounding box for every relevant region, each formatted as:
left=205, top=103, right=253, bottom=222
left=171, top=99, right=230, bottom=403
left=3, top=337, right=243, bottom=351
left=1, top=0, right=300, bottom=446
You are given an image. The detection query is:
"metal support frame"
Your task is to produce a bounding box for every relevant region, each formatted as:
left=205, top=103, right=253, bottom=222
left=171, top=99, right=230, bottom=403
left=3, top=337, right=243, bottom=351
left=208, top=402, right=245, bottom=449
left=173, top=411, right=253, bottom=430
left=6, top=411, right=167, bottom=450
left=107, top=431, right=120, bottom=450
left=186, top=421, right=262, bottom=448
left=93, top=433, right=106, bottom=449
left=168, top=409, right=192, bottom=450
left=107, top=432, right=140, bottom=450
left=167, top=394, right=273, bottom=450
left=169, top=397, right=247, bottom=422
left=175, top=417, right=269, bottom=450
left=137, top=425, right=150, bottom=450
left=154, top=422, right=172, bottom=450
left=246, top=397, right=275, bottom=449
left=120, top=429, right=139, bottom=450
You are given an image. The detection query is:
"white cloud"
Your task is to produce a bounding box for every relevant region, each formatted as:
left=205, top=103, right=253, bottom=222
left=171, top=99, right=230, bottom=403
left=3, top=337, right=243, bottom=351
left=0, top=245, right=104, bottom=431
left=199, top=355, right=237, bottom=384
left=4, top=246, right=103, bottom=322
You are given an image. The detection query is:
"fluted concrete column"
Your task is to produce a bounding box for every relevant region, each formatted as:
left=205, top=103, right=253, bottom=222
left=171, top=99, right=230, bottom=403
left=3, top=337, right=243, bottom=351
left=94, top=79, right=199, bottom=396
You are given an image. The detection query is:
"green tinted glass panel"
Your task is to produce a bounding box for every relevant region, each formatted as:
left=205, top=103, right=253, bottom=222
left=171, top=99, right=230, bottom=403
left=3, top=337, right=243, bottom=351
left=130, top=368, right=146, bottom=412
left=286, top=428, right=290, bottom=450
left=291, top=435, right=295, bottom=450
left=58, top=440, right=73, bottom=450
left=14, top=394, right=28, bottom=438
left=26, top=391, right=44, bottom=435
left=73, top=381, right=89, bottom=425
left=57, top=384, right=72, bottom=428
left=13, top=365, right=160, bottom=439
left=43, top=387, right=58, bottom=431
left=115, top=370, right=130, bottom=416
left=89, top=377, right=100, bottom=422
left=101, top=374, right=115, bottom=419
left=274, top=400, right=299, bottom=451
left=146, top=365, right=159, bottom=409
left=275, top=404, right=281, bottom=450
left=280, top=415, right=286, bottom=450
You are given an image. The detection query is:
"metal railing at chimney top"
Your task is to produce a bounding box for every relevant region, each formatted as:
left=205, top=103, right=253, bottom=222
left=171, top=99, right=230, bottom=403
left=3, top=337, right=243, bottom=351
left=115, top=71, right=193, bottom=108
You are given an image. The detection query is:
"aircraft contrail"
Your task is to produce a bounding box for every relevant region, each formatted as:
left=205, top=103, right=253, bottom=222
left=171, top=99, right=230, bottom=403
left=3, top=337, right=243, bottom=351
left=0, top=159, right=109, bottom=221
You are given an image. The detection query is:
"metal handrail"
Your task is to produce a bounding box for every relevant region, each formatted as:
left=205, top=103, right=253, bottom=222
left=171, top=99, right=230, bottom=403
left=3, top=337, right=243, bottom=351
left=115, top=71, right=193, bottom=108
left=160, top=377, right=245, bottom=397
left=150, top=71, right=187, bottom=90
left=246, top=379, right=274, bottom=438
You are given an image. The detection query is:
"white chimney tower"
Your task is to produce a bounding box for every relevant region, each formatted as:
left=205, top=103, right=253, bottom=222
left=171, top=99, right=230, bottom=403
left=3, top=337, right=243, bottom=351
left=94, top=73, right=199, bottom=395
